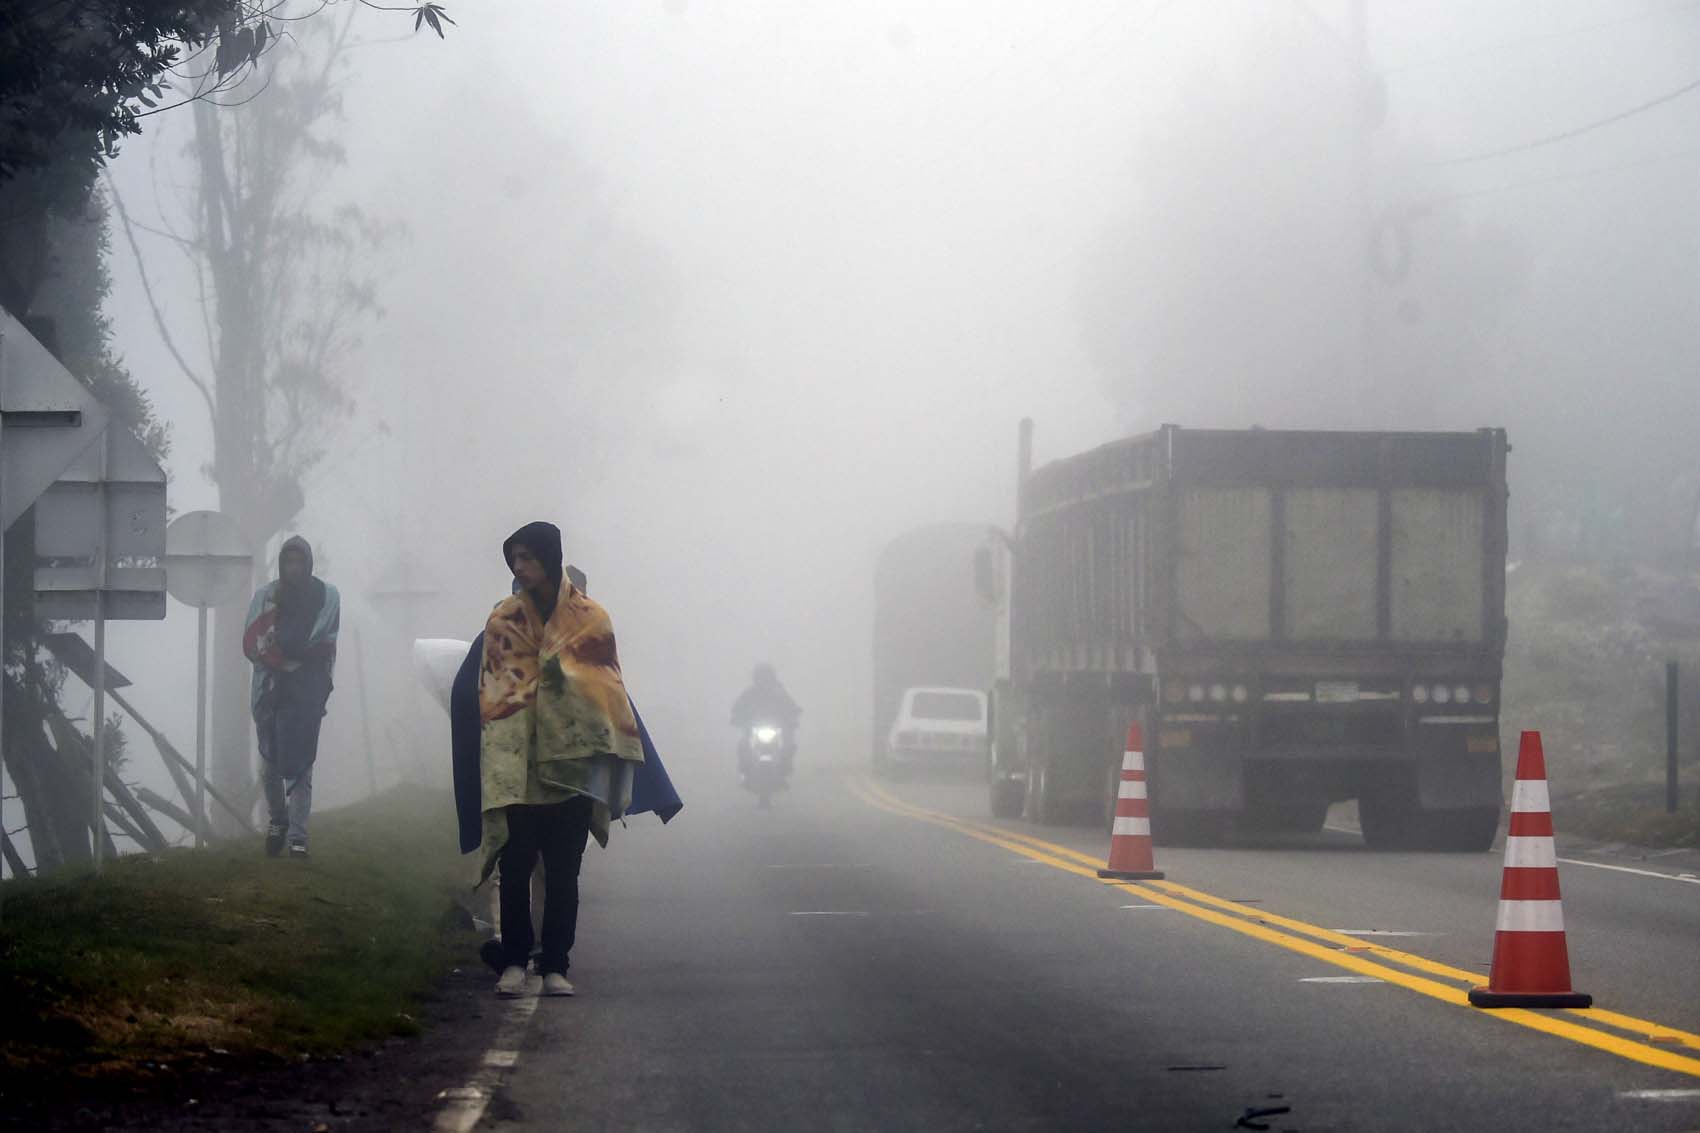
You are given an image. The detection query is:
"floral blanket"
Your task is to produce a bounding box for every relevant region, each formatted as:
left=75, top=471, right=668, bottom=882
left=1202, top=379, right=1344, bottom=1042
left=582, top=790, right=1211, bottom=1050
left=477, top=578, right=644, bottom=877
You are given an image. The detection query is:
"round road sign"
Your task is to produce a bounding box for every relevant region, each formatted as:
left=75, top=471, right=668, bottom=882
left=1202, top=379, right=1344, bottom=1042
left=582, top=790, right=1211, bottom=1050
left=165, top=510, right=254, bottom=608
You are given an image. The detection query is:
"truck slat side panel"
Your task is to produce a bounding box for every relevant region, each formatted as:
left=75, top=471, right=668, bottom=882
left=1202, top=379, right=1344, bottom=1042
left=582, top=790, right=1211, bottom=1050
left=1015, top=428, right=1509, bottom=679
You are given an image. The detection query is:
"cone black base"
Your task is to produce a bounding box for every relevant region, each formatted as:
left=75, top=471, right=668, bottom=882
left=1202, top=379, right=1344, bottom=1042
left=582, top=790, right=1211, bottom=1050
left=1098, top=868, right=1165, bottom=880
left=1467, top=988, right=1592, bottom=1009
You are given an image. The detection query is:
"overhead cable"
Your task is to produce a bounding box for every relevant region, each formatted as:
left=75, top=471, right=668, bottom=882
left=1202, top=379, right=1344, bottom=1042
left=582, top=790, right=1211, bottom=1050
left=1428, top=75, right=1700, bottom=165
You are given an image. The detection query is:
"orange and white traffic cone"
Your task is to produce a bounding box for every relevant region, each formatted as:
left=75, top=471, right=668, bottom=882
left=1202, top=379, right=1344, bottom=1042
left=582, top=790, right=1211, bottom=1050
left=1468, top=730, right=1591, bottom=1009
left=1099, top=723, right=1165, bottom=881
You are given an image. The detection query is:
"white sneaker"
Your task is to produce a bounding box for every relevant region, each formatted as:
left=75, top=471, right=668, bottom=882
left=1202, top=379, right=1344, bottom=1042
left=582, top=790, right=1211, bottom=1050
left=495, top=965, right=528, bottom=998
left=542, top=972, right=575, bottom=997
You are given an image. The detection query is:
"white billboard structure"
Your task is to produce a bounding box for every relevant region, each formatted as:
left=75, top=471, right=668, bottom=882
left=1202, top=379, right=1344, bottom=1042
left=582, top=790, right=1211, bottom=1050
left=0, top=309, right=167, bottom=889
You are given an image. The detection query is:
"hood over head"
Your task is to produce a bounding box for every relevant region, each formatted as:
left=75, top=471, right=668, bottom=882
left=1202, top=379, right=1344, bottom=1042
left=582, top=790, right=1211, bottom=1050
left=503, top=521, right=564, bottom=588
left=278, top=535, right=314, bottom=579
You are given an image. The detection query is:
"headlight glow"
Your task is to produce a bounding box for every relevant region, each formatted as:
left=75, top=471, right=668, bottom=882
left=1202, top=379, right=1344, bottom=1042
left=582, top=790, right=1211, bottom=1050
left=1433, top=685, right=1452, bottom=705
left=1412, top=684, right=1429, bottom=704
left=753, top=726, right=779, bottom=743
left=1188, top=684, right=1206, bottom=703
left=1453, top=685, right=1472, bottom=705
left=1209, top=684, right=1227, bottom=703
left=1231, top=685, right=1248, bottom=703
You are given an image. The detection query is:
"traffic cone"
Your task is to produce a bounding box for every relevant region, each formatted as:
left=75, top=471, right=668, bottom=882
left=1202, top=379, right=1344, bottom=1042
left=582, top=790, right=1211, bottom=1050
left=1468, top=731, right=1591, bottom=1009
left=1099, top=723, right=1165, bottom=881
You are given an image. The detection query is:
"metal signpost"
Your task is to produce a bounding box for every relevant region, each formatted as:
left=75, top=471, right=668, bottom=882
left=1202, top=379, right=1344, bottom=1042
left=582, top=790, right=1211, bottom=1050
left=164, top=511, right=253, bottom=848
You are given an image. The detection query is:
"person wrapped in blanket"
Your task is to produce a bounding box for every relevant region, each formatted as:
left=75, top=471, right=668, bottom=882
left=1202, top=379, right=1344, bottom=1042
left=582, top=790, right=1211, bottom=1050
left=243, top=535, right=341, bottom=859
left=474, top=521, right=646, bottom=998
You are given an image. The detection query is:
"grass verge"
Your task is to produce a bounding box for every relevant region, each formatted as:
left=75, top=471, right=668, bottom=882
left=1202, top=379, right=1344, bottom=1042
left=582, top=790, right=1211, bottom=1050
left=1553, top=781, right=1700, bottom=849
left=0, top=786, right=478, bottom=1081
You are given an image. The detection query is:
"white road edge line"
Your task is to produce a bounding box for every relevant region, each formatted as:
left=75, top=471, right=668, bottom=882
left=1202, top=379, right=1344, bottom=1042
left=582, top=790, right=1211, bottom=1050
left=1332, top=929, right=1440, bottom=937
left=1119, top=904, right=1170, bottom=910
left=433, top=978, right=542, bottom=1133
left=1300, top=976, right=1385, bottom=984
left=790, top=911, right=871, bottom=917
left=1619, top=1089, right=1700, bottom=1100
left=1556, top=857, right=1700, bottom=886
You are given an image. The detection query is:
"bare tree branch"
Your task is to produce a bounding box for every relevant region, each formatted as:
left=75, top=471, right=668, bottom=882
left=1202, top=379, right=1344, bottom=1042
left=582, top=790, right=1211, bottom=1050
left=103, top=172, right=217, bottom=422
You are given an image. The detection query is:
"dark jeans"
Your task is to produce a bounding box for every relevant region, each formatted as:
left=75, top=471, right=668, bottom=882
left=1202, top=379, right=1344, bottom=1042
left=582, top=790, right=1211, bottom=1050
left=499, top=797, right=593, bottom=976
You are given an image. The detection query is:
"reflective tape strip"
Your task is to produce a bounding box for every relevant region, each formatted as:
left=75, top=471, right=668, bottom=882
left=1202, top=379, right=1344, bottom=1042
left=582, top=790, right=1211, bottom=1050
left=1118, top=780, right=1148, bottom=800
left=1502, top=836, right=1556, bottom=869
left=1510, top=779, right=1550, bottom=814
left=1120, top=752, right=1146, bottom=771
left=1112, top=816, right=1151, bottom=838
left=1496, top=900, right=1565, bottom=933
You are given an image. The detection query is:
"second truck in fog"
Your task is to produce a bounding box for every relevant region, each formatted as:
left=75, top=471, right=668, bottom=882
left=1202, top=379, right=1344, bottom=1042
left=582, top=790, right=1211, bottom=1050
left=979, top=422, right=1510, bottom=850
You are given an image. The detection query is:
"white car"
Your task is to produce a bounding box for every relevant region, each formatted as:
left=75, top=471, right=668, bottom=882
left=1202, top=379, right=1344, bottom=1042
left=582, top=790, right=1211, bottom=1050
left=886, top=686, right=988, bottom=767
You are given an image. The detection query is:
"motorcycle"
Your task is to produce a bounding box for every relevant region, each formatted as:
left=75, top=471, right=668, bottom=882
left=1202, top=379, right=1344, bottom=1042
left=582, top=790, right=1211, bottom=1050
left=741, top=721, right=791, bottom=809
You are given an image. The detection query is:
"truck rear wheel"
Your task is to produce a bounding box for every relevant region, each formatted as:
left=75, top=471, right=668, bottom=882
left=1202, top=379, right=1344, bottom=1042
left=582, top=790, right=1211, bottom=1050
left=1153, top=810, right=1231, bottom=847
left=1360, top=791, right=1419, bottom=850
left=1417, top=806, right=1500, bottom=852
left=1025, top=762, right=1062, bottom=825
left=1241, top=801, right=1328, bottom=836
left=990, top=775, right=1026, bottom=819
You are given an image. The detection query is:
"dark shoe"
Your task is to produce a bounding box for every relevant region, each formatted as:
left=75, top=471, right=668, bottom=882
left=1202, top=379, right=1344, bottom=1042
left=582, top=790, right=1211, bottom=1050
left=265, top=830, right=285, bottom=857
left=288, top=844, right=309, bottom=860
left=479, top=938, right=506, bottom=975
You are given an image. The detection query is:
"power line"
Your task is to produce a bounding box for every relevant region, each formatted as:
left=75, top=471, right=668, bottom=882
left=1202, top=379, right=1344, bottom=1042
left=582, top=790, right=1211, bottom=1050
left=1427, top=75, right=1700, bottom=166
left=1429, top=145, right=1700, bottom=204
left=1386, top=0, right=1700, bottom=75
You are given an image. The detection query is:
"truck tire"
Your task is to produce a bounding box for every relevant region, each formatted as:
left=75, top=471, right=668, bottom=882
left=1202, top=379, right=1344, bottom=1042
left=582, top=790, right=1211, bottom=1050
left=990, top=776, right=1026, bottom=819
left=1360, top=791, right=1419, bottom=850
left=1153, top=810, right=1230, bottom=847
left=1241, top=801, right=1328, bottom=836
left=1025, top=761, right=1062, bottom=825
left=1418, top=806, right=1500, bottom=852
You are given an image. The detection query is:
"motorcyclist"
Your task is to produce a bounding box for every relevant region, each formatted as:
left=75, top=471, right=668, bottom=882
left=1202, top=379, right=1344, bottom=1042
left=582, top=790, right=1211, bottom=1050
left=731, top=664, right=801, bottom=777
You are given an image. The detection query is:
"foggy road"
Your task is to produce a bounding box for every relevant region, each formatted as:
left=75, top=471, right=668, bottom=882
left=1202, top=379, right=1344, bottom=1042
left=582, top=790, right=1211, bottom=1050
left=435, top=762, right=1700, bottom=1133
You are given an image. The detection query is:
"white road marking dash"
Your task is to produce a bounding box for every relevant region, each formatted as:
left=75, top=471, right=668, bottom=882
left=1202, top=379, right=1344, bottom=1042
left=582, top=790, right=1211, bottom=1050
left=1556, top=858, right=1700, bottom=886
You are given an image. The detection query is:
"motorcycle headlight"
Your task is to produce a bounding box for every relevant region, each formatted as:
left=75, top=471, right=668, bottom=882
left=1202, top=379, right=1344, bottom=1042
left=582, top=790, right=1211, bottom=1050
left=753, top=726, right=779, bottom=743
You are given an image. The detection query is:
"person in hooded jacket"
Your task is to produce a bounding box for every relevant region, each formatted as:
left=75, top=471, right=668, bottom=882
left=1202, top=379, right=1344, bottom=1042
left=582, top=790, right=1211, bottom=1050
left=243, top=536, right=341, bottom=859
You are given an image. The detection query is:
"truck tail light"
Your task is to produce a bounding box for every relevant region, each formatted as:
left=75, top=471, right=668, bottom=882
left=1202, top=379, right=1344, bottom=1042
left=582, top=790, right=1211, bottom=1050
left=1473, top=685, right=1494, bottom=705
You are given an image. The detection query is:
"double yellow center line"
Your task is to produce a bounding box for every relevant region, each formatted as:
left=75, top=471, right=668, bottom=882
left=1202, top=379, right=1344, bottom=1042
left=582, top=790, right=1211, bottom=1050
left=847, top=775, right=1700, bottom=1080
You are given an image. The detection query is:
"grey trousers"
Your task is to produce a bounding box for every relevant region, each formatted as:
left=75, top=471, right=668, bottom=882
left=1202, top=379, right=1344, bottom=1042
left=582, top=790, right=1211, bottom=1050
left=262, top=761, right=314, bottom=847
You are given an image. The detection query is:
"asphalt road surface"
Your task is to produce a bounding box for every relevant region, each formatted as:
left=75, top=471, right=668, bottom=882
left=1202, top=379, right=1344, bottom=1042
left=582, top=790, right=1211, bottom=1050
left=434, top=761, right=1700, bottom=1133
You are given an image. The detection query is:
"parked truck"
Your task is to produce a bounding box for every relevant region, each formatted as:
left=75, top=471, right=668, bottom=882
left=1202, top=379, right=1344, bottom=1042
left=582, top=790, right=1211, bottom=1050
left=977, top=422, right=1509, bottom=850
left=873, top=523, right=998, bottom=775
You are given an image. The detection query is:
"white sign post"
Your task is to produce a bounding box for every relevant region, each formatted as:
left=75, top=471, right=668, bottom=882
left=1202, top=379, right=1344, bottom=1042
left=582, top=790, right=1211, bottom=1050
left=164, top=511, right=253, bottom=848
